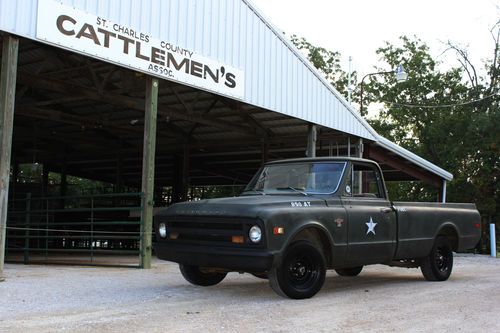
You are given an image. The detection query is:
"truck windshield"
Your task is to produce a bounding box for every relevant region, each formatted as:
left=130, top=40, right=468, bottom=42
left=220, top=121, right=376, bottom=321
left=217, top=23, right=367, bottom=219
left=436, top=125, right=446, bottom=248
left=244, top=162, right=346, bottom=195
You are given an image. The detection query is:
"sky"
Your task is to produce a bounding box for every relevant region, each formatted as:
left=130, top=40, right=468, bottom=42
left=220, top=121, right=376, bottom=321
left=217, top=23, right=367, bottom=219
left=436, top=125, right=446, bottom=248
left=251, top=0, right=499, bottom=79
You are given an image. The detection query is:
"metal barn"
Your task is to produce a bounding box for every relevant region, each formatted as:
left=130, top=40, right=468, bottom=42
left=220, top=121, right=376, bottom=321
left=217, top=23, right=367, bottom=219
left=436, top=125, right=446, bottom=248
left=0, top=0, right=452, bottom=273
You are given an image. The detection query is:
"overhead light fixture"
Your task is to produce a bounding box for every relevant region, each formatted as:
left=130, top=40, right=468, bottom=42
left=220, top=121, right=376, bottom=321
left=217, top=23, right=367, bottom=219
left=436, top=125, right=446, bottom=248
left=395, top=64, right=408, bottom=83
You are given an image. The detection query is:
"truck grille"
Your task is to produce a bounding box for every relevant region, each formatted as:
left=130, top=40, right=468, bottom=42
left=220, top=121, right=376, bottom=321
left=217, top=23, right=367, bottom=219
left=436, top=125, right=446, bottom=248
left=157, top=216, right=264, bottom=248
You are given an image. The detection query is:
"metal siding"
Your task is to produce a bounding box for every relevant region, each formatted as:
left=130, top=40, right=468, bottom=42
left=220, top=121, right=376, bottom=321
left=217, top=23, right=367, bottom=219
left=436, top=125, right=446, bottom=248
left=335, top=99, right=341, bottom=131
left=237, top=1, right=245, bottom=69
left=292, top=57, right=298, bottom=118
left=1, top=0, right=377, bottom=140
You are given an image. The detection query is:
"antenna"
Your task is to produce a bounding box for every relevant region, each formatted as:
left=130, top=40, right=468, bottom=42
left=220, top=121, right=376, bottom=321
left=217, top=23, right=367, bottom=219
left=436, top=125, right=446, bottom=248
left=347, top=56, right=353, bottom=103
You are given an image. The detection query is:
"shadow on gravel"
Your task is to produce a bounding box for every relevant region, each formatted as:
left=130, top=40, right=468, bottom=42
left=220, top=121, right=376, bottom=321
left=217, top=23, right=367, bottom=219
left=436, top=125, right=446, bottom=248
left=168, top=273, right=455, bottom=299
left=137, top=270, right=473, bottom=302
left=148, top=274, right=414, bottom=301
left=322, top=272, right=424, bottom=292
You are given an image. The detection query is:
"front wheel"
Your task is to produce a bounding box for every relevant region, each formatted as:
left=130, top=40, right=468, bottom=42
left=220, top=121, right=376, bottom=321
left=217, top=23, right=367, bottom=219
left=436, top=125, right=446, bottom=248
left=179, top=264, right=227, bottom=286
left=420, top=236, right=453, bottom=281
left=269, top=240, right=326, bottom=299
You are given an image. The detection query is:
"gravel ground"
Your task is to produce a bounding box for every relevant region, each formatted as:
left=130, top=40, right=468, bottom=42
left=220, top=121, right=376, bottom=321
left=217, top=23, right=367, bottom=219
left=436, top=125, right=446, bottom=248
left=0, top=254, right=499, bottom=333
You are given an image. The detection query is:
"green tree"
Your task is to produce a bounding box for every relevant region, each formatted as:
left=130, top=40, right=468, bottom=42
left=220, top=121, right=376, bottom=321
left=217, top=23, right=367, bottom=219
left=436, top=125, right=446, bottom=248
left=289, top=33, right=499, bottom=225
left=365, top=35, right=499, bottom=223
left=290, top=35, right=356, bottom=101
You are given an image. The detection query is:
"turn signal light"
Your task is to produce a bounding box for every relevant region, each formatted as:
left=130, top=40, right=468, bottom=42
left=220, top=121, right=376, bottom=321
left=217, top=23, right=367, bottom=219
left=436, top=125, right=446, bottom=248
left=273, top=227, right=284, bottom=235
left=232, top=236, right=244, bottom=244
left=169, top=232, right=179, bottom=240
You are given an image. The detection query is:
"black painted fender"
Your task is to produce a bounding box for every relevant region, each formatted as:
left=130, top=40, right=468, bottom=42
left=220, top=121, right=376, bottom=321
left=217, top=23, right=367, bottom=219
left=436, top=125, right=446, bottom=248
left=272, top=221, right=335, bottom=267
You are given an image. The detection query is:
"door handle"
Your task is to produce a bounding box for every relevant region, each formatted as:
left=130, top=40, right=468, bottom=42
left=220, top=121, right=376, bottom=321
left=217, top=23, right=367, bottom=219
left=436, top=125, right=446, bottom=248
left=380, top=208, right=393, bottom=213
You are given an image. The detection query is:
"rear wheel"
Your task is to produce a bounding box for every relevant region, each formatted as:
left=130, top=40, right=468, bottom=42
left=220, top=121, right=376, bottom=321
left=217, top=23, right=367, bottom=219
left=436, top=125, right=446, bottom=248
left=179, top=264, right=227, bottom=286
left=269, top=240, right=326, bottom=299
left=421, top=236, right=453, bottom=281
left=335, top=266, right=363, bottom=277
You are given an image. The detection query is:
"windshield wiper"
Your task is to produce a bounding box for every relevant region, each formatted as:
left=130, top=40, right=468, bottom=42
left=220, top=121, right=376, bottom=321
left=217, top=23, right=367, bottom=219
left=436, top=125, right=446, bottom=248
left=276, top=187, right=308, bottom=196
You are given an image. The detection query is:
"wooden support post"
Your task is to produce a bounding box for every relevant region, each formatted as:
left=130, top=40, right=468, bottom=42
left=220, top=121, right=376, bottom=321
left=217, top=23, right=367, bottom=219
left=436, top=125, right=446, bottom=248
left=358, top=138, right=364, bottom=158
left=306, top=124, right=317, bottom=157
left=347, top=137, right=351, bottom=157
left=0, top=34, right=19, bottom=281
left=140, top=77, right=158, bottom=269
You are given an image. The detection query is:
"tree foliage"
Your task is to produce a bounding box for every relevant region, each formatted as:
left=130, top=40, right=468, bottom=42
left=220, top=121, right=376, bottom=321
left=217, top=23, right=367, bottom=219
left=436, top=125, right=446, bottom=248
left=290, top=35, right=357, bottom=101
left=367, top=34, right=499, bottom=222
left=290, top=32, right=499, bottom=223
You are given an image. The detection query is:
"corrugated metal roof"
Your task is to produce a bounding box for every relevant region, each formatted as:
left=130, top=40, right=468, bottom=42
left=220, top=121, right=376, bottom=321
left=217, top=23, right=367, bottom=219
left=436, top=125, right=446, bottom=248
left=0, top=0, right=376, bottom=140
left=0, top=0, right=452, bottom=180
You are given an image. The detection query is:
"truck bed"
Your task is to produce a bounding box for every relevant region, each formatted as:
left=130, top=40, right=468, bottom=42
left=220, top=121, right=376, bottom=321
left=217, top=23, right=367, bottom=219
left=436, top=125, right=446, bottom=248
left=392, top=201, right=480, bottom=259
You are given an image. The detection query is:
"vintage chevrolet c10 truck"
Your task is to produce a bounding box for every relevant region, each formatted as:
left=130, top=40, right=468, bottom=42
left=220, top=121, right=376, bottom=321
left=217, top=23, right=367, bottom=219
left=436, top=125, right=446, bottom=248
left=154, top=157, right=481, bottom=299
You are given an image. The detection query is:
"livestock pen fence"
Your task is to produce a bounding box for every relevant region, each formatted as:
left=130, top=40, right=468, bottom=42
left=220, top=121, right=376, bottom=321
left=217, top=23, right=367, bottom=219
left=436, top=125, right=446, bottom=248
left=5, top=192, right=145, bottom=267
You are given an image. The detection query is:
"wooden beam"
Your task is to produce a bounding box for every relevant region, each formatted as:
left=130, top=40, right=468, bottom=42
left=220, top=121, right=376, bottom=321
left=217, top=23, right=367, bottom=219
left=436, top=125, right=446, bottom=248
left=140, top=77, right=158, bottom=269
left=367, top=145, right=442, bottom=187
left=16, top=106, right=147, bottom=136
left=0, top=34, right=19, bottom=281
left=187, top=98, right=218, bottom=136
left=17, top=73, right=257, bottom=136
left=218, top=96, right=273, bottom=138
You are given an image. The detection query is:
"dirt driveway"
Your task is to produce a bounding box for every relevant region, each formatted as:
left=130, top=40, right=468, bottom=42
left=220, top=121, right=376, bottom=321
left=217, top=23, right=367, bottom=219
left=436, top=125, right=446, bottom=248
left=0, top=254, right=498, bottom=332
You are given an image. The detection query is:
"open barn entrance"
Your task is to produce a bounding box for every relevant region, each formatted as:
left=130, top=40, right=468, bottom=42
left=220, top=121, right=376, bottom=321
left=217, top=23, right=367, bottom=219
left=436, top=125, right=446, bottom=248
left=3, top=36, right=364, bottom=267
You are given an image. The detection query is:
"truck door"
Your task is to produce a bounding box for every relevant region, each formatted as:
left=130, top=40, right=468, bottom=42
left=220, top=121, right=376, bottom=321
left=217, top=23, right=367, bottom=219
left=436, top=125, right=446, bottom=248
left=342, top=162, right=397, bottom=265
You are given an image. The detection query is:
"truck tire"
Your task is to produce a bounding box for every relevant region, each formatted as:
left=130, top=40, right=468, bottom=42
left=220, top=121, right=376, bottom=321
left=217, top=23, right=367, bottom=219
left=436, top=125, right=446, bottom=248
left=420, top=236, right=453, bottom=281
left=269, top=240, right=326, bottom=299
left=252, top=273, right=268, bottom=279
left=179, top=264, right=227, bottom=286
left=335, top=266, right=363, bottom=276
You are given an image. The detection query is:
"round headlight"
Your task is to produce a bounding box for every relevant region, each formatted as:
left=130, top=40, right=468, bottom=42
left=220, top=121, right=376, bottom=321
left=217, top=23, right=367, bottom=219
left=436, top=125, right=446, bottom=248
left=159, top=223, right=167, bottom=238
left=249, top=225, right=262, bottom=243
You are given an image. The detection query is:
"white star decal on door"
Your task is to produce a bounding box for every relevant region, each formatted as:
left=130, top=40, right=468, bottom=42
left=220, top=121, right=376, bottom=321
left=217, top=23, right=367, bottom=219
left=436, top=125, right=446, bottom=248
left=366, top=217, right=378, bottom=235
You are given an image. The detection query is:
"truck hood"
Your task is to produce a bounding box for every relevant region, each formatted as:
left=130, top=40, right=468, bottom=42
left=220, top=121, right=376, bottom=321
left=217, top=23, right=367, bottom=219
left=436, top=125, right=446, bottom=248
left=158, top=195, right=327, bottom=219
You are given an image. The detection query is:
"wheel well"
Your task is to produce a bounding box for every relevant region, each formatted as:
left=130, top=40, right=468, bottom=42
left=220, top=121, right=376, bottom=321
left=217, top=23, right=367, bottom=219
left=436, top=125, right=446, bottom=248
left=438, top=226, right=459, bottom=251
left=291, top=227, right=332, bottom=267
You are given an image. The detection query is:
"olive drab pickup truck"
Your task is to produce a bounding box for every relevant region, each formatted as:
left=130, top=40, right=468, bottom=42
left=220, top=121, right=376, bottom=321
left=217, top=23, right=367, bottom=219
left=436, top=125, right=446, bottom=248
left=154, top=157, right=481, bottom=299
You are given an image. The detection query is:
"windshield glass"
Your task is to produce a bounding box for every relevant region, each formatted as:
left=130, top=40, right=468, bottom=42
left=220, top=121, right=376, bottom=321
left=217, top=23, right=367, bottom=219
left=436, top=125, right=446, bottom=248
left=244, top=162, right=346, bottom=195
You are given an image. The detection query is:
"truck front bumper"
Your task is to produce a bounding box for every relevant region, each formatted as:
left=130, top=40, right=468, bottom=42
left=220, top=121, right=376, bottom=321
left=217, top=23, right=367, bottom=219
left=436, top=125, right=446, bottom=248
left=155, top=242, right=275, bottom=272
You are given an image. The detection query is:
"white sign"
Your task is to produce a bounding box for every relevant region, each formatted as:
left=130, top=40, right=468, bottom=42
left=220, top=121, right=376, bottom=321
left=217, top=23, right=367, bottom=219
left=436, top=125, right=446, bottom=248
left=36, top=0, right=245, bottom=99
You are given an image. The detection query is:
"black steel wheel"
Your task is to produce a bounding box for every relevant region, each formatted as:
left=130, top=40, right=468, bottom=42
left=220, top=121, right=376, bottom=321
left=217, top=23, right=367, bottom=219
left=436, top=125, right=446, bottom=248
left=335, top=266, right=363, bottom=277
left=179, top=264, right=227, bottom=286
left=421, top=236, right=454, bottom=281
left=269, top=240, right=326, bottom=299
